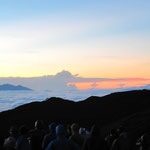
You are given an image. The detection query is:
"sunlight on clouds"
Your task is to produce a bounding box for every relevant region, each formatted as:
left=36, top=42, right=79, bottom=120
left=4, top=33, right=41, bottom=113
left=68, top=79, right=150, bottom=90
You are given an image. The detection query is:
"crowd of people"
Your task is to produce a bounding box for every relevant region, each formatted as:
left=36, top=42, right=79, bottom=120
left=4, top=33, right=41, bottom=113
left=1, top=120, right=150, bottom=150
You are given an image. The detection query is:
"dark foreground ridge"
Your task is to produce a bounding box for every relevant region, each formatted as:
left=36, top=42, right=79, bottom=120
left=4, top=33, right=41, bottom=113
left=1, top=90, right=150, bottom=137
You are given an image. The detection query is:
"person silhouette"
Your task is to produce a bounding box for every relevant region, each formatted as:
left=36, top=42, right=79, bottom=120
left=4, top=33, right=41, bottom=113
left=69, top=123, right=84, bottom=148
left=16, top=125, right=31, bottom=150
left=29, top=120, right=46, bottom=150
left=3, top=126, right=18, bottom=150
left=82, top=125, right=108, bottom=150
left=42, top=122, right=56, bottom=150
left=46, top=124, right=80, bottom=150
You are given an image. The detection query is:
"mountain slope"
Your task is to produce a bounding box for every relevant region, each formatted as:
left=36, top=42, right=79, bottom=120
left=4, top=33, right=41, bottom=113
left=0, top=90, right=150, bottom=138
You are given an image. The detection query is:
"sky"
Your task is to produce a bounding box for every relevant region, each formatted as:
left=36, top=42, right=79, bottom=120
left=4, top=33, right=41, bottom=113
left=0, top=0, right=150, bottom=90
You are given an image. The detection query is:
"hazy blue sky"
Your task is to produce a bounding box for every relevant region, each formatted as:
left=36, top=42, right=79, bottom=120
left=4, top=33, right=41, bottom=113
left=0, top=0, right=150, bottom=81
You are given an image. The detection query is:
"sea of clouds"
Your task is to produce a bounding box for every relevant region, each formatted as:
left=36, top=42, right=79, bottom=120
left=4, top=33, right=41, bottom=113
left=1, top=86, right=150, bottom=112
left=0, top=70, right=150, bottom=112
left=0, top=89, right=115, bottom=112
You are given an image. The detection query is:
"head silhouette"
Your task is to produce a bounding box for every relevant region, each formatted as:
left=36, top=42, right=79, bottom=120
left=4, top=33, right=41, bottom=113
left=90, top=125, right=100, bottom=137
left=56, top=125, right=66, bottom=136
left=71, top=123, right=79, bottom=134
left=9, top=126, right=18, bottom=137
left=48, top=122, right=56, bottom=131
left=19, top=125, right=28, bottom=135
left=35, top=120, right=44, bottom=129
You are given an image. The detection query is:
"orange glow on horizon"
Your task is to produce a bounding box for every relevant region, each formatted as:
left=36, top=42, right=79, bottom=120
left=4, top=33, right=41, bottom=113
left=67, top=79, right=150, bottom=90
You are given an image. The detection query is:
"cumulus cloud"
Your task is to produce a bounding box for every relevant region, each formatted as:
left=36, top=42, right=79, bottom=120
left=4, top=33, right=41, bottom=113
left=0, top=70, right=74, bottom=90
left=0, top=70, right=150, bottom=91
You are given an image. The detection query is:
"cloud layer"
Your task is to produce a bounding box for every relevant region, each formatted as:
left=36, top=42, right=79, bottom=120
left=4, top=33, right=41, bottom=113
left=0, top=70, right=150, bottom=112
left=0, top=70, right=150, bottom=91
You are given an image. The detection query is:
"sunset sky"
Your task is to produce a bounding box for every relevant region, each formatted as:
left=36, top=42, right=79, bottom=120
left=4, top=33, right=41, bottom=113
left=0, top=0, right=150, bottom=90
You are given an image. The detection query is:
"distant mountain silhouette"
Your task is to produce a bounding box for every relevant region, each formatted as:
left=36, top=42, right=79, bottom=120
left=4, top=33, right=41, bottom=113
left=0, top=84, right=32, bottom=91
left=1, top=90, right=150, bottom=139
